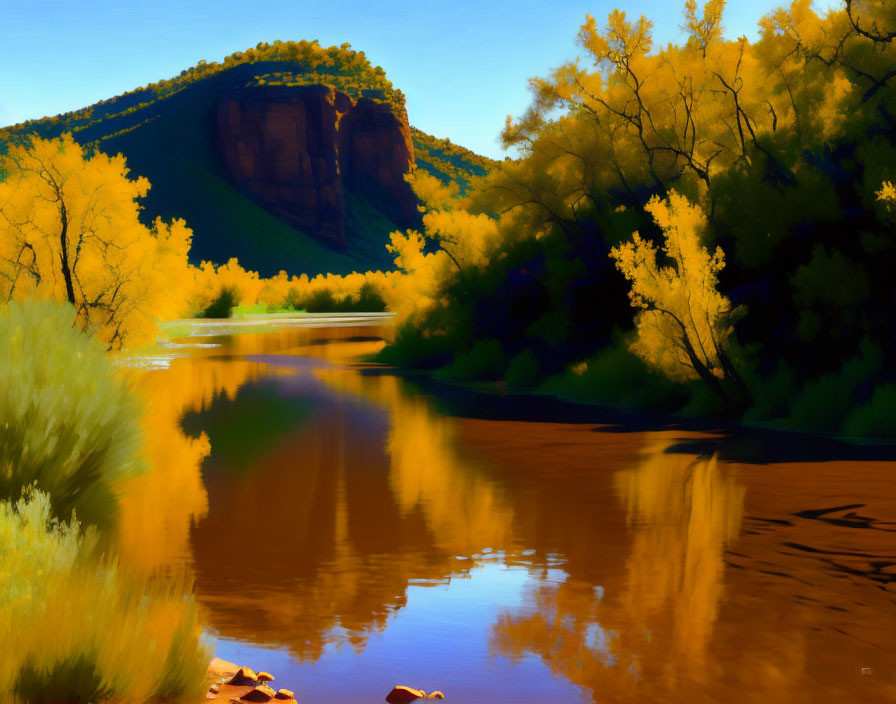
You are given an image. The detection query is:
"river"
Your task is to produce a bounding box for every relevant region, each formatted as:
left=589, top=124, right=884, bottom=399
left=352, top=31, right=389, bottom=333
left=118, top=318, right=896, bottom=704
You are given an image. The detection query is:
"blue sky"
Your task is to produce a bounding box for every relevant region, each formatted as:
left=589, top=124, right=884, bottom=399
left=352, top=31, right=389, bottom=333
left=2, top=0, right=787, bottom=159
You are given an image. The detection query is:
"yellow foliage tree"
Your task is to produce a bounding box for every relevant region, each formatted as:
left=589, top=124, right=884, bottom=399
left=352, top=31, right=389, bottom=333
left=376, top=171, right=503, bottom=324
left=878, top=180, right=896, bottom=213
left=0, top=134, right=193, bottom=348
left=610, top=191, right=747, bottom=402
left=405, top=171, right=500, bottom=273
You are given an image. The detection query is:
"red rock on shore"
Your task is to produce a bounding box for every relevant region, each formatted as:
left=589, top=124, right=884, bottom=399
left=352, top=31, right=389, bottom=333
left=386, top=685, right=426, bottom=703
left=203, top=660, right=297, bottom=704
left=227, top=666, right=261, bottom=687
left=240, top=684, right=277, bottom=702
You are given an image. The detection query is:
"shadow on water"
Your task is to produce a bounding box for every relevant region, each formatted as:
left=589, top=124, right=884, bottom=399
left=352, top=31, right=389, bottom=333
left=359, top=366, right=896, bottom=465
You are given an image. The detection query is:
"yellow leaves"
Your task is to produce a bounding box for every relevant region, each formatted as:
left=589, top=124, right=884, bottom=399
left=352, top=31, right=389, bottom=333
left=578, top=10, right=654, bottom=69
left=422, top=209, right=501, bottom=268
left=877, top=180, right=896, bottom=222
left=385, top=229, right=452, bottom=321
left=684, top=0, right=726, bottom=49
left=0, top=135, right=193, bottom=349
left=877, top=180, right=896, bottom=207
left=610, top=192, right=733, bottom=382
left=405, top=171, right=459, bottom=211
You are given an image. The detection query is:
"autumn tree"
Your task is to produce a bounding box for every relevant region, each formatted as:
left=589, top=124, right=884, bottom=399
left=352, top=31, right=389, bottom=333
left=610, top=192, right=748, bottom=404
left=0, top=134, right=193, bottom=348
left=403, top=170, right=500, bottom=275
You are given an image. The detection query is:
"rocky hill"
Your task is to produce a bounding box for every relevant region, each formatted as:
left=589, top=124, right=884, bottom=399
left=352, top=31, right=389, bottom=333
left=0, top=41, right=493, bottom=275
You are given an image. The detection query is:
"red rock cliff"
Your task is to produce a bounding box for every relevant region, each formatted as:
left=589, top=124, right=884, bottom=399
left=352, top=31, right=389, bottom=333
left=216, top=85, right=418, bottom=248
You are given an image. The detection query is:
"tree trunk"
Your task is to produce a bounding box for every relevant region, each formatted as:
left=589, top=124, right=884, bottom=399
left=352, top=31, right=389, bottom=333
left=57, top=199, right=76, bottom=305
left=681, top=333, right=730, bottom=402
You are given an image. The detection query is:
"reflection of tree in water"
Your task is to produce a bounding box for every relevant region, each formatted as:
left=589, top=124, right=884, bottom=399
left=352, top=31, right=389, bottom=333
left=115, top=323, right=389, bottom=576
left=185, top=366, right=516, bottom=661
left=117, top=357, right=271, bottom=573
left=317, top=370, right=516, bottom=557
left=616, top=442, right=744, bottom=674
left=490, top=440, right=745, bottom=703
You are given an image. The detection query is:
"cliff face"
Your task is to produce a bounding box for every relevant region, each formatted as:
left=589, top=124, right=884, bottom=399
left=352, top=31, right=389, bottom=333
left=216, top=85, right=417, bottom=248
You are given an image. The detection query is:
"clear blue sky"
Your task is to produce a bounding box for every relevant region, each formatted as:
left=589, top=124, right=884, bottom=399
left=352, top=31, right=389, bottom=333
left=2, top=0, right=786, bottom=160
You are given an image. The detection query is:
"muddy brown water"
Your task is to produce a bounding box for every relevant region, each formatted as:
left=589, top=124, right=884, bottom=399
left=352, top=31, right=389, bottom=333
left=119, top=321, right=896, bottom=704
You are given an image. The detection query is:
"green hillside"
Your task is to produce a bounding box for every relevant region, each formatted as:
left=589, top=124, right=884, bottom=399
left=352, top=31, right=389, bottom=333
left=0, top=41, right=493, bottom=276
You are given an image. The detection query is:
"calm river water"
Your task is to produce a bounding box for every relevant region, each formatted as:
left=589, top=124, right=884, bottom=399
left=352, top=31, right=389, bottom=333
left=119, top=319, right=896, bottom=704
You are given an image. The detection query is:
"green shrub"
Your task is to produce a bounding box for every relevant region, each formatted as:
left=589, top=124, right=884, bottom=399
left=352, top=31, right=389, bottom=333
left=787, top=341, right=882, bottom=432
left=742, top=363, right=798, bottom=421
left=303, top=288, right=338, bottom=312
left=841, top=384, right=896, bottom=438
left=354, top=282, right=387, bottom=312
left=0, top=301, right=144, bottom=529
left=200, top=285, right=238, bottom=318
left=297, top=284, right=387, bottom=313
left=505, top=349, right=541, bottom=388
left=545, top=344, right=681, bottom=411
left=679, top=380, right=731, bottom=418
left=0, top=490, right=210, bottom=704
left=440, top=339, right=507, bottom=381
left=375, top=322, right=455, bottom=368
left=283, top=287, right=304, bottom=311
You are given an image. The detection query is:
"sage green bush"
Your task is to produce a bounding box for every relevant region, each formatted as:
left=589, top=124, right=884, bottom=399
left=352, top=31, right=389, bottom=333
left=0, top=301, right=145, bottom=530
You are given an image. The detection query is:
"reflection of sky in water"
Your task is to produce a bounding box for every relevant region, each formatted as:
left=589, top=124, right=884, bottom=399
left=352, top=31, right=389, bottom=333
left=211, top=563, right=587, bottom=704
left=120, top=324, right=896, bottom=704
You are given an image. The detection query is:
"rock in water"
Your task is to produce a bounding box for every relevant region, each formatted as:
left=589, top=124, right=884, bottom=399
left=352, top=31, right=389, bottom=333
left=427, top=692, right=445, bottom=699
left=257, top=672, right=274, bottom=682
left=274, top=689, right=295, bottom=700
left=227, top=666, right=260, bottom=686
left=208, top=657, right=240, bottom=679
left=386, top=685, right=427, bottom=703
left=240, top=684, right=277, bottom=702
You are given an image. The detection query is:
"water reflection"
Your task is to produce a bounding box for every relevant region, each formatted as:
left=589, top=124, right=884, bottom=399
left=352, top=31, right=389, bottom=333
left=490, top=444, right=746, bottom=702
left=118, top=358, right=272, bottom=572
left=119, top=325, right=896, bottom=702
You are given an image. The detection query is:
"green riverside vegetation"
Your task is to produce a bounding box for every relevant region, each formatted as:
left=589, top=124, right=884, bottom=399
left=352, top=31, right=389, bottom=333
left=0, top=301, right=210, bottom=703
